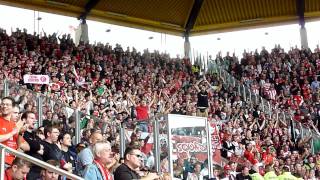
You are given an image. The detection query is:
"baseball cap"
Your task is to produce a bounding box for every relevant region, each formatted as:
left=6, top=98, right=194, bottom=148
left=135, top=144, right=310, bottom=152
left=224, top=165, right=231, bottom=171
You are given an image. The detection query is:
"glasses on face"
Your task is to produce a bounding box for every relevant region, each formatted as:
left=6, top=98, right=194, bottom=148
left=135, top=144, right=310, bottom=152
left=1, top=103, right=12, bottom=107
left=130, top=153, right=143, bottom=159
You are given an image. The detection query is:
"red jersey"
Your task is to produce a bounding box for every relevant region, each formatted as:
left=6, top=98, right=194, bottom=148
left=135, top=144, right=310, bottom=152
left=292, top=95, right=303, bottom=106
left=244, top=150, right=258, bottom=165
left=136, top=105, right=149, bottom=121
left=0, top=117, right=18, bottom=165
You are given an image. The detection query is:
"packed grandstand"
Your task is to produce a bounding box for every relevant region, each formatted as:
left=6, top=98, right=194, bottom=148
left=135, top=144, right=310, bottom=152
left=1, top=26, right=320, bottom=180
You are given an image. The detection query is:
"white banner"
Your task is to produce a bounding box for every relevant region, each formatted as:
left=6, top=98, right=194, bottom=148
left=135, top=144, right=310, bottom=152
left=168, top=114, right=206, bottom=128
left=23, top=75, right=50, bottom=84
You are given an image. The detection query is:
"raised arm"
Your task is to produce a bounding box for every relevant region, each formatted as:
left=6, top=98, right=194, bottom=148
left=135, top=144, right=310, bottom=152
left=194, top=79, right=203, bottom=92
left=164, top=102, right=173, bottom=114
left=273, top=118, right=279, bottom=129
left=249, top=120, right=256, bottom=130
left=126, top=92, right=137, bottom=107
left=259, top=118, right=266, bottom=130
left=148, top=93, right=157, bottom=107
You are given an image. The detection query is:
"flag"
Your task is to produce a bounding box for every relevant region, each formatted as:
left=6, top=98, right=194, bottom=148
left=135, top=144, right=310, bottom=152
left=49, top=83, right=60, bottom=91
left=68, top=25, right=76, bottom=32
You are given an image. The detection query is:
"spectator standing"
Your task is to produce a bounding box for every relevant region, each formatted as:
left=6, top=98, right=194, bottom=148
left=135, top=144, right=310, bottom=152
left=0, top=97, right=25, bottom=165
left=127, top=93, right=156, bottom=132
left=41, top=125, right=62, bottom=162
left=78, top=130, right=103, bottom=168
left=195, top=78, right=210, bottom=117
left=21, top=111, right=44, bottom=179
left=58, top=132, right=80, bottom=175
left=11, top=106, right=20, bottom=122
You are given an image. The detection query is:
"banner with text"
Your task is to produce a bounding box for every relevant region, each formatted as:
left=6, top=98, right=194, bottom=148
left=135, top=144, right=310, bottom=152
left=23, top=75, right=50, bottom=84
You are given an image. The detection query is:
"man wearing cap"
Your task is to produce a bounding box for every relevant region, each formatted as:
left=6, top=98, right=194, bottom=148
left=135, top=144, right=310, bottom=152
left=221, top=164, right=236, bottom=180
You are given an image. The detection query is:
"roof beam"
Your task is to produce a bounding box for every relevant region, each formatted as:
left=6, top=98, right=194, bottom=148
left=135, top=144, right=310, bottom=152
left=296, top=0, right=305, bottom=27
left=184, top=0, right=204, bottom=36
left=78, top=0, right=100, bottom=21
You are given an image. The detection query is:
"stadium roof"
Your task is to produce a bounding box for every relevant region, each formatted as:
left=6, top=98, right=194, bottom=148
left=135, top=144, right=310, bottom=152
left=1, top=0, right=320, bottom=36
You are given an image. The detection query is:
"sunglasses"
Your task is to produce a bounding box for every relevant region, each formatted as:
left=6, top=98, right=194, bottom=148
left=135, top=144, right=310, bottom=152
left=131, top=153, right=143, bottom=159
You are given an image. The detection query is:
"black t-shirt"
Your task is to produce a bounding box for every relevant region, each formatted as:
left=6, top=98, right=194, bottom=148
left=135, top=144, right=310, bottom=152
left=236, top=173, right=252, bottom=180
left=197, top=91, right=209, bottom=108
left=171, top=109, right=186, bottom=115
left=114, top=163, right=141, bottom=180
left=41, top=141, right=62, bottom=162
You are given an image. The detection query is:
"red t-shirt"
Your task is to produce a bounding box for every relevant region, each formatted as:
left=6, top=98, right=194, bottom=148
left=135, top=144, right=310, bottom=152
left=136, top=105, right=149, bottom=121
left=4, top=169, right=13, bottom=180
left=0, top=117, right=18, bottom=165
left=292, top=95, right=303, bottom=106
left=4, top=168, right=27, bottom=180
left=244, top=150, right=258, bottom=165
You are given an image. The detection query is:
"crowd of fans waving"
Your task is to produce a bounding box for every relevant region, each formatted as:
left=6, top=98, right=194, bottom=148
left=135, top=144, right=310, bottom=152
left=0, top=27, right=320, bottom=179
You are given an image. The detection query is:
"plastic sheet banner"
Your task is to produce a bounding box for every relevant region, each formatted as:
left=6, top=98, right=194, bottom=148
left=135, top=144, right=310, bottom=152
left=167, top=114, right=213, bottom=179
left=23, top=75, right=50, bottom=84
left=172, top=135, right=208, bottom=162
left=209, top=121, right=222, bottom=165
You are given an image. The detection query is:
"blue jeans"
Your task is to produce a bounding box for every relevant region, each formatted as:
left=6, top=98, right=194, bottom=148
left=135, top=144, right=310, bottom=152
left=137, top=122, right=148, bottom=132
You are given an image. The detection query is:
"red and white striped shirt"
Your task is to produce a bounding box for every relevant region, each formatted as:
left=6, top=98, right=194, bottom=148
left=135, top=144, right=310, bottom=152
left=267, top=89, right=277, bottom=100
left=251, top=84, right=259, bottom=95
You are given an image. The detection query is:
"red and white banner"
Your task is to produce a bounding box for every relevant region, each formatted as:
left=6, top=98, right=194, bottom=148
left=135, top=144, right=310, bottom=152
left=172, top=135, right=208, bottom=162
left=23, top=75, right=50, bottom=84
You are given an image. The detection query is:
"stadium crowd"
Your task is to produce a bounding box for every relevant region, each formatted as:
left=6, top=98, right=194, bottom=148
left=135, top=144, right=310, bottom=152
left=0, top=27, right=319, bottom=180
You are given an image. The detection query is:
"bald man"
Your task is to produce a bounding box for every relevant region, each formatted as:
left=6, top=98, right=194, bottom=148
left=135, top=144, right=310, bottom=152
left=78, top=130, right=103, bottom=167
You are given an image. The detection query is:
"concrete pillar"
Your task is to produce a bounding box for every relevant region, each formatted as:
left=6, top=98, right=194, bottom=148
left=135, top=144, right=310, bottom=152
left=300, top=26, right=308, bottom=48
left=184, top=35, right=191, bottom=58
left=75, top=19, right=89, bottom=46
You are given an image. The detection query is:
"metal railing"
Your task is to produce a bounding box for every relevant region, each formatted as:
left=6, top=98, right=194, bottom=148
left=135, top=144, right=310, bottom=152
left=190, top=54, right=320, bottom=152
left=211, top=58, right=320, bottom=152
left=120, top=113, right=166, bottom=173
left=3, top=79, right=105, bottom=145
left=0, top=143, right=83, bottom=180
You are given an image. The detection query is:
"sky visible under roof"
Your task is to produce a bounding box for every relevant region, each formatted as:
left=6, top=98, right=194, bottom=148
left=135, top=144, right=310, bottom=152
left=0, top=4, right=320, bottom=58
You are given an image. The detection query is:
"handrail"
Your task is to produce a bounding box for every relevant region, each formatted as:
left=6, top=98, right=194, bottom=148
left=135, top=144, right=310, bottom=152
left=6, top=79, right=101, bottom=122
left=0, top=143, right=84, bottom=180
left=215, top=60, right=320, bottom=138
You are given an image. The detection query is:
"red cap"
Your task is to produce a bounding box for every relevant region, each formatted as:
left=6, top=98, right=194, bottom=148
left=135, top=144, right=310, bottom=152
left=224, top=165, right=231, bottom=171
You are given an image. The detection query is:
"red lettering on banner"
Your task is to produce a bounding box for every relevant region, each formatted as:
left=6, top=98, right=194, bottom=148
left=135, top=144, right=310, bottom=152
left=176, top=142, right=207, bottom=153
left=23, top=75, right=50, bottom=84
left=40, top=76, right=46, bottom=82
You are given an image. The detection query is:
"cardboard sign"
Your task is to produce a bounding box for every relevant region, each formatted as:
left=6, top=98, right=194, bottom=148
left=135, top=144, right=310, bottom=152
left=23, top=75, right=50, bottom=84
